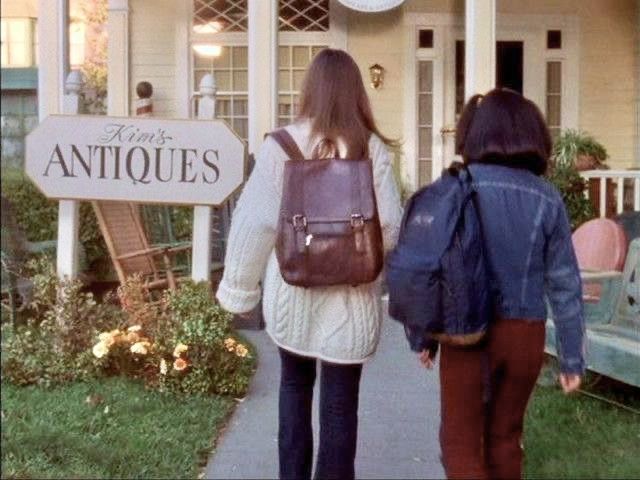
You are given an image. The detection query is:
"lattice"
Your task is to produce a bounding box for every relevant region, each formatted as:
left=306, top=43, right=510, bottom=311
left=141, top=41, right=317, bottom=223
left=193, top=0, right=248, bottom=33
left=279, top=0, right=329, bottom=32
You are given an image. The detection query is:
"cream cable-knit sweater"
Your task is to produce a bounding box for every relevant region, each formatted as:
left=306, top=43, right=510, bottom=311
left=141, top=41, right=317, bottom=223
left=216, top=120, right=403, bottom=364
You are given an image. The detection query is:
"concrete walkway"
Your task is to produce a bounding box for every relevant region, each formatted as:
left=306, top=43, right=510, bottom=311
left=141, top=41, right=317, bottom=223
left=205, top=317, right=444, bottom=479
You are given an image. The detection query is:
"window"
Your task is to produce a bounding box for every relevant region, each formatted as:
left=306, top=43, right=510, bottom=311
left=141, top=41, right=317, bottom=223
left=279, top=0, right=329, bottom=32
left=418, top=29, right=433, bottom=49
left=190, top=1, right=342, bottom=138
left=277, top=45, right=326, bottom=126
left=1, top=18, right=37, bottom=68
left=69, top=21, right=86, bottom=69
left=193, top=0, right=248, bottom=32
left=547, top=30, right=562, bottom=50
left=194, top=46, right=249, bottom=139
left=546, top=61, right=562, bottom=141
left=417, top=61, right=434, bottom=186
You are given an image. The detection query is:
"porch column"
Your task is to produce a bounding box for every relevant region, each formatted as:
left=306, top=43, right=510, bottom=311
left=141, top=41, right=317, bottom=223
left=38, top=0, right=75, bottom=279
left=107, top=0, right=130, bottom=116
left=37, top=0, right=68, bottom=121
left=465, top=0, right=496, bottom=99
left=248, top=0, right=278, bottom=153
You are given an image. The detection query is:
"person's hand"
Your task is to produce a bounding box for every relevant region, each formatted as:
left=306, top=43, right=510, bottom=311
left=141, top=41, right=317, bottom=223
left=559, top=373, right=581, bottom=394
left=418, top=350, right=435, bottom=369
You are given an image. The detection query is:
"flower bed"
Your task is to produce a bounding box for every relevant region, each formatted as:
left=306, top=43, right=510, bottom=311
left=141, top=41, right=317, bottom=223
left=2, top=255, right=255, bottom=396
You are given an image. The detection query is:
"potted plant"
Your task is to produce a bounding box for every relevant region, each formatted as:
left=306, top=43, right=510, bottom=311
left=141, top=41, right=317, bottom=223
left=552, top=129, right=609, bottom=171
left=547, top=130, right=611, bottom=229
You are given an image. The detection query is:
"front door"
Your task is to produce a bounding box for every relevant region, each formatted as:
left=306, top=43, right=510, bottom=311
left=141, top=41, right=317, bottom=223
left=408, top=16, right=577, bottom=189
left=439, top=28, right=546, bottom=172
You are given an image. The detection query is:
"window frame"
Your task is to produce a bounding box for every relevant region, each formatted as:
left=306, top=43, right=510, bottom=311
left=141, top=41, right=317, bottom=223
left=1, top=17, right=37, bottom=68
left=184, top=0, right=347, bottom=130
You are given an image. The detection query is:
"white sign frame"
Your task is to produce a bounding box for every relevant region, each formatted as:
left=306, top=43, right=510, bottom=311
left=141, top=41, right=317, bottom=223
left=26, top=115, right=247, bottom=207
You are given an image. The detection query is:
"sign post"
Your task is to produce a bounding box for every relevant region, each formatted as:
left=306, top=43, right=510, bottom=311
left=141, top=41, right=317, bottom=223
left=57, top=71, right=84, bottom=280
left=192, top=74, right=217, bottom=282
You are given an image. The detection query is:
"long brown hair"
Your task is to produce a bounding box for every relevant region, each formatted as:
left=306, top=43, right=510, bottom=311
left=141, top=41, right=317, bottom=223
left=296, top=48, right=397, bottom=158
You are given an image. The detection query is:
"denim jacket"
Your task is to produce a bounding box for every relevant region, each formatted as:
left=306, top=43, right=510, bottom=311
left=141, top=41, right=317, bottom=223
left=468, top=164, right=586, bottom=374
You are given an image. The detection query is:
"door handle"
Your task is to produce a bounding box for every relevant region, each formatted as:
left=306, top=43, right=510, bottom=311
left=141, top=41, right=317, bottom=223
left=440, top=126, right=456, bottom=135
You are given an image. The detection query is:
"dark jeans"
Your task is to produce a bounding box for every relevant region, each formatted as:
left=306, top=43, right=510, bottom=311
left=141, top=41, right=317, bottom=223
left=278, top=348, right=362, bottom=480
left=439, top=318, right=545, bottom=479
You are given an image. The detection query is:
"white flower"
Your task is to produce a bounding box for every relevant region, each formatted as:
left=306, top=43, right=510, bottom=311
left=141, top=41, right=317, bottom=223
left=130, top=341, right=150, bottom=355
left=173, top=343, right=189, bottom=358
left=159, top=359, right=168, bottom=375
left=127, top=325, right=142, bottom=333
left=92, top=341, right=109, bottom=359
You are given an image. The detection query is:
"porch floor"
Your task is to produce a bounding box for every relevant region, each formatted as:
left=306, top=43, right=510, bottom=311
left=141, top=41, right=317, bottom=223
left=204, top=316, right=444, bottom=479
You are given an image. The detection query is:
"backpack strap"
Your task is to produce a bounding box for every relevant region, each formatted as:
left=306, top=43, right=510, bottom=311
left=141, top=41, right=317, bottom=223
left=269, top=129, right=305, bottom=161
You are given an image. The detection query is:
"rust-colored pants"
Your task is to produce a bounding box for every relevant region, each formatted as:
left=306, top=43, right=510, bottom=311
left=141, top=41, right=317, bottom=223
left=439, top=318, right=545, bottom=480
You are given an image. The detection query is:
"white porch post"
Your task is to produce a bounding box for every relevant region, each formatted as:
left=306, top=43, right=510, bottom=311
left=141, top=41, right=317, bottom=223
left=248, top=0, right=278, bottom=153
left=37, top=0, right=68, bottom=119
left=107, top=0, right=130, bottom=116
left=38, top=0, right=76, bottom=279
left=465, top=0, right=496, bottom=99
left=191, top=75, right=217, bottom=282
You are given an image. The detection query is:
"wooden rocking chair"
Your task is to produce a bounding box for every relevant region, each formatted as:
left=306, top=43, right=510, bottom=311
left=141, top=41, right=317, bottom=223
left=92, top=201, right=191, bottom=290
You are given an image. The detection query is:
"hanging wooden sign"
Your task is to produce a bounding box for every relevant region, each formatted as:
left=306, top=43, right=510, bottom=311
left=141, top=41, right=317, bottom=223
left=25, top=115, right=246, bottom=206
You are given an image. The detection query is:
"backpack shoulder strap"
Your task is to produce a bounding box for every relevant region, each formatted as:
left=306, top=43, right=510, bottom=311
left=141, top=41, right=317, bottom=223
left=268, top=129, right=305, bottom=161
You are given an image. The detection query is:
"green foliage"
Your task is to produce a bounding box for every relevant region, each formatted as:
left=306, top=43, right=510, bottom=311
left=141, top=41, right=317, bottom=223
left=0, top=168, right=108, bottom=272
left=2, top=260, right=255, bottom=397
left=547, top=164, right=596, bottom=230
left=547, top=129, right=607, bottom=230
left=171, top=206, right=194, bottom=241
left=1, top=377, right=233, bottom=479
left=1, top=256, right=124, bottom=387
left=78, top=0, right=108, bottom=114
left=552, top=129, right=608, bottom=168
left=157, top=282, right=255, bottom=396
left=92, top=277, right=255, bottom=397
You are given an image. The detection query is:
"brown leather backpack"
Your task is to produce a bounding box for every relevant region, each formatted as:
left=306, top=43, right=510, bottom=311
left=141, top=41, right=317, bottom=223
left=269, top=128, right=384, bottom=288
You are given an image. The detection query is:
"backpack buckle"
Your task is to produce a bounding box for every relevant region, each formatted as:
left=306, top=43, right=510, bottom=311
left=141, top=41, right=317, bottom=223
left=350, top=214, right=365, bottom=229
left=292, top=214, right=307, bottom=230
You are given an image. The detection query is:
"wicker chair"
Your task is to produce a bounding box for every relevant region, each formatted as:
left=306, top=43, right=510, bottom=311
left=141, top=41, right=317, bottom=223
left=92, top=201, right=191, bottom=291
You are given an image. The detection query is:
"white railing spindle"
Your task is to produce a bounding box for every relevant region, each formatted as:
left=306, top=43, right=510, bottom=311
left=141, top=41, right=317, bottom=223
left=599, top=177, right=607, bottom=218
left=616, top=177, right=624, bottom=215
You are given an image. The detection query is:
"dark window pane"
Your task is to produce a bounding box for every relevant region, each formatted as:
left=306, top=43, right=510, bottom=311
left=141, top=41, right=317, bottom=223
left=547, top=30, right=562, bottom=49
left=419, top=29, right=434, bottom=49
left=455, top=41, right=465, bottom=115
left=496, top=41, right=523, bottom=94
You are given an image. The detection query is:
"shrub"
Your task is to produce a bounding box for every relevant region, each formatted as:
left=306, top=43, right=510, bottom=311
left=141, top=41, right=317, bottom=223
left=2, top=259, right=255, bottom=397
left=0, top=168, right=108, bottom=272
left=92, top=277, right=255, bottom=397
left=547, top=130, right=603, bottom=229
left=547, top=164, right=596, bottom=230
left=1, top=256, right=124, bottom=387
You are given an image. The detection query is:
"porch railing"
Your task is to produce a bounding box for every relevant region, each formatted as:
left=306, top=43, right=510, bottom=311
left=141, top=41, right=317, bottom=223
left=580, top=170, right=640, bottom=217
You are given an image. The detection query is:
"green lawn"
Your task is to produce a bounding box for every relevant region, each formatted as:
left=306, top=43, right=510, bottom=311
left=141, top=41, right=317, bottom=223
left=524, top=382, right=640, bottom=478
left=1, top=377, right=234, bottom=479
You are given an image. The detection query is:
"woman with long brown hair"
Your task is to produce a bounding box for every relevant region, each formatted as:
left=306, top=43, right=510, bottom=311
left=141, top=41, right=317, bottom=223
left=216, top=49, right=403, bottom=479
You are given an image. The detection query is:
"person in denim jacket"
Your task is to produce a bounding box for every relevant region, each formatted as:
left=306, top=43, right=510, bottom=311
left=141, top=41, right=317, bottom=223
left=419, top=88, right=586, bottom=479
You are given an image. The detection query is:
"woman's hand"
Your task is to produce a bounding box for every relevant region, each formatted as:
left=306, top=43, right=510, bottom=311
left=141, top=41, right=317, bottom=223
left=559, top=373, right=581, bottom=394
left=418, top=350, right=435, bottom=369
